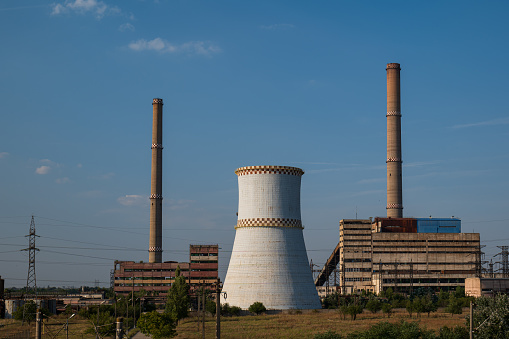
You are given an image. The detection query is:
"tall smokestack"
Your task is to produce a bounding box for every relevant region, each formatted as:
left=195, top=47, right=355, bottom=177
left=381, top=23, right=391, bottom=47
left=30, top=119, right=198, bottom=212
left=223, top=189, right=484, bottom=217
left=386, top=63, right=403, bottom=218
left=149, top=98, right=163, bottom=263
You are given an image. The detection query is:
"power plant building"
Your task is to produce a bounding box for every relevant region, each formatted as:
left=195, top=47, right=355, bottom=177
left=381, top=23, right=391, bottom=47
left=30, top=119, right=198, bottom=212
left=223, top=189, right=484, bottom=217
left=315, top=219, right=480, bottom=295
left=113, top=245, right=218, bottom=296
left=222, top=166, right=321, bottom=309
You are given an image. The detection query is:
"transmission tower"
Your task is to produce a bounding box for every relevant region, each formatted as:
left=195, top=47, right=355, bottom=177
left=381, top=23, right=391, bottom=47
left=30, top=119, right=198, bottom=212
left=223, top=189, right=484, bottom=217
left=23, top=216, right=39, bottom=298
left=495, top=246, right=509, bottom=278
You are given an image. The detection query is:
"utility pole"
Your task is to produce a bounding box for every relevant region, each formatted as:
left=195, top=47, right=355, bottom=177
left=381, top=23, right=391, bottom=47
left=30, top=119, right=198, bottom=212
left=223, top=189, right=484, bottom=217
left=22, top=216, right=39, bottom=324
left=215, top=278, right=221, bottom=339
left=202, top=283, right=205, bottom=339
left=35, top=309, right=41, bottom=339
left=116, top=317, right=123, bottom=339
left=469, top=301, right=473, bottom=339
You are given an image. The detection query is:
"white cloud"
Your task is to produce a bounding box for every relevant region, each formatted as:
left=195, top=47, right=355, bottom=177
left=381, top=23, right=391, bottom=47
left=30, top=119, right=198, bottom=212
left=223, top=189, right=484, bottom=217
left=36, top=166, right=51, bottom=175
left=128, top=38, right=221, bottom=56
left=119, top=23, right=135, bottom=32
left=260, top=23, right=295, bottom=30
left=0, top=152, right=9, bottom=159
left=77, top=163, right=83, bottom=168
left=51, top=0, right=120, bottom=19
left=56, top=177, right=71, bottom=184
left=117, top=195, right=146, bottom=206
left=452, top=117, right=509, bottom=129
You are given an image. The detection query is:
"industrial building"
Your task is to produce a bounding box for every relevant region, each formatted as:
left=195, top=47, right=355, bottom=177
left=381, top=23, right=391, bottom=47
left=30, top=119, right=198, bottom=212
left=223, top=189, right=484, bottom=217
left=315, top=219, right=480, bottom=295
left=222, top=166, right=321, bottom=309
left=314, top=63, right=482, bottom=296
left=113, top=245, right=218, bottom=296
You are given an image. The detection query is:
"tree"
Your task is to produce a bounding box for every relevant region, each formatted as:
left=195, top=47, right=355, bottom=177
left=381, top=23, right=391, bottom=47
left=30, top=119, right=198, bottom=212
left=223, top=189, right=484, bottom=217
left=421, top=295, right=438, bottom=317
left=248, top=302, right=266, bottom=315
left=165, top=265, right=190, bottom=322
left=467, top=294, right=509, bottom=339
left=137, top=311, right=176, bottom=339
left=445, top=295, right=463, bottom=316
left=405, top=299, right=414, bottom=318
left=13, top=300, right=37, bottom=322
left=366, top=298, right=382, bottom=314
left=346, top=303, right=363, bottom=321
left=381, top=303, right=393, bottom=318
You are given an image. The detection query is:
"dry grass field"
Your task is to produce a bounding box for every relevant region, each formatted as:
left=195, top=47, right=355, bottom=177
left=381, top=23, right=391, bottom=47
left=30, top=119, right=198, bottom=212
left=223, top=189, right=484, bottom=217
left=1, top=308, right=466, bottom=338
left=175, top=308, right=467, bottom=339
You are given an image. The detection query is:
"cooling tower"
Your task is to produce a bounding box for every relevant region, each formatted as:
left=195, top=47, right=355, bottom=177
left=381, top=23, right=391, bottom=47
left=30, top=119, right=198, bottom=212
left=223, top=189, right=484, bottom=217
left=221, top=166, right=321, bottom=310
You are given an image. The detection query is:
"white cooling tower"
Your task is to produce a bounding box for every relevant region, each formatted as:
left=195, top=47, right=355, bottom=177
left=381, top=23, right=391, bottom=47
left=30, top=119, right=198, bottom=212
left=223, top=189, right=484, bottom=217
left=221, top=165, right=321, bottom=310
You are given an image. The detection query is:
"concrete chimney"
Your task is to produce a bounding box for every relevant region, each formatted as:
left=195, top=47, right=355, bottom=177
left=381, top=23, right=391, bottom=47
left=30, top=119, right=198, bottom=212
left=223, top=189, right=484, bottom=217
left=386, top=63, right=403, bottom=218
left=149, top=98, right=163, bottom=263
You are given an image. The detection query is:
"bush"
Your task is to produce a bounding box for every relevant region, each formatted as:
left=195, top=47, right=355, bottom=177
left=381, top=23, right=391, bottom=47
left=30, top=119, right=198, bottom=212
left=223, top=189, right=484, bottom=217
left=346, top=304, right=363, bottom=321
left=205, top=300, right=216, bottom=315
left=248, top=301, right=266, bottom=315
left=347, top=320, right=436, bottom=339
left=221, top=303, right=241, bottom=316
left=438, top=325, right=468, bottom=339
left=467, top=294, right=509, bottom=338
left=137, top=311, right=176, bottom=339
left=314, top=329, right=344, bottom=339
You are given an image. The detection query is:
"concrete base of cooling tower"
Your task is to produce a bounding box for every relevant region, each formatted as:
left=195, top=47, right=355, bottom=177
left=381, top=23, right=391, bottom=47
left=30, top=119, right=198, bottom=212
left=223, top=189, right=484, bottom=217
left=221, top=226, right=321, bottom=310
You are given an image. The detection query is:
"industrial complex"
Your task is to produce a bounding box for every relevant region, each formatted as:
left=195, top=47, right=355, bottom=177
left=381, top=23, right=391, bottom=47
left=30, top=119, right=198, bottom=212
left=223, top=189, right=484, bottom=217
left=3, top=62, right=506, bottom=319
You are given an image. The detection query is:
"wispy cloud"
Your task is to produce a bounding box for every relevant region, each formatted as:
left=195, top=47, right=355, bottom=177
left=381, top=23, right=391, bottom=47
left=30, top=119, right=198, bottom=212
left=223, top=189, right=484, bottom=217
left=51, top=0, right=120, bottom=19
left=128, top=38, right=221, bottom=56
left=118, top=195, right=146, bottom=206
left=0, top=152, right=9, bottom=159
left=452, top=117, right=509, bottom=129
left=260, top=23, right=295, bottom=30
left=35, top=159, right=60, bottom=175
left=119, top=22, right=135, bottom=32
left=36, top=166, right=51, bottom=175
left=56, top=177, right=71, bottom=184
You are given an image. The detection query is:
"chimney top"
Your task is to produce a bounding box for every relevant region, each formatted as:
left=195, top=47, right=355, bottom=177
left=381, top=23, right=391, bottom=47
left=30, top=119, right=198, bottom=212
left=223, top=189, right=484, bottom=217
left=386, top=63, right=401, bottom=70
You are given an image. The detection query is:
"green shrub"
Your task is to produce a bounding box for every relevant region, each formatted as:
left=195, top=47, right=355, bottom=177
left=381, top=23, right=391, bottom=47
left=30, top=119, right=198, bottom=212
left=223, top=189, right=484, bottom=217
left=314, top=329, right=343, bottom=339
left=248, top=301, right=266, bottom=315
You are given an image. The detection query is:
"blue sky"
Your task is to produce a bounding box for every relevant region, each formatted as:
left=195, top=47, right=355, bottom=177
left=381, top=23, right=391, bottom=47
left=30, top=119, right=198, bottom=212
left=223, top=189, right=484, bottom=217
left=1, top=0, right=508, bottom=288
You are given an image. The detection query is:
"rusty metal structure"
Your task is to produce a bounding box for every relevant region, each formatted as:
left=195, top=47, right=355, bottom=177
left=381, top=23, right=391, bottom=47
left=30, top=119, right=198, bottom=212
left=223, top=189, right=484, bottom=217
left=386, top=63, right=403, bottom=218
left=149, top=98, right=164, bottom=263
